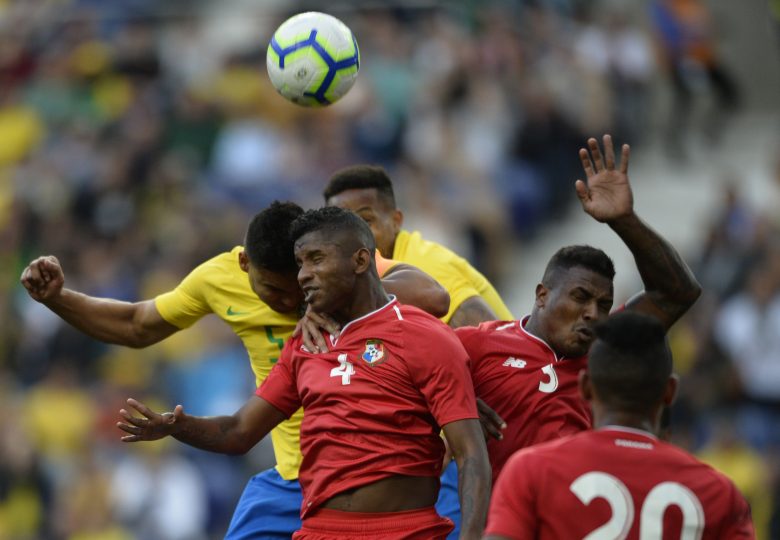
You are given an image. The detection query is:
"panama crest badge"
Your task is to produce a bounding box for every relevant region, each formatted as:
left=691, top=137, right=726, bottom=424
left=361, top=339, right=386, bottom=366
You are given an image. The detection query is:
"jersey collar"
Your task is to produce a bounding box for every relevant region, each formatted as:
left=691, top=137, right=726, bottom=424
left=331, top=295, right=398, bottom=346
left=598, top=425, right=658, bottom=441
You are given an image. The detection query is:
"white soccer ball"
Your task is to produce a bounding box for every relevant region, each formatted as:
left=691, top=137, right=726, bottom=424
left=266, top=12, right=360, bottom=107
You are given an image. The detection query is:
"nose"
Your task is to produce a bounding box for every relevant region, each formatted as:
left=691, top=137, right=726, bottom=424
left=582, top=301, right=598, bottom=321
left=298, top=263, right=312, bottom=287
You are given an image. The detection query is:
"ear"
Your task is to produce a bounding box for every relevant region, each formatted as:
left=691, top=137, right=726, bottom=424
left=663, top=374, right=679, bottom=406
left=353, top=247, right=372, bottom=275
left=578, top=369, right=593, bottom=402
left=392, top=208, right=404, bottom=230
left=534, top=283, right=548, bottom=309
left=238, top=250, right=250, bottom=273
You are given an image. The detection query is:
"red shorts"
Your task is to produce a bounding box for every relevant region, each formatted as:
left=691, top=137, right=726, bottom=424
left=293, top=507, right=454, bottom=540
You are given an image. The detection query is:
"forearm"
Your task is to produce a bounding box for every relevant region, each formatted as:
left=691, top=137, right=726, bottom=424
left=43, top=289, right=174, bottom=347
left=610, top=213, right=701, bottom=321
left=171, top=414, right=258, bottom=455
left=456, top=452, right=492, bottom=540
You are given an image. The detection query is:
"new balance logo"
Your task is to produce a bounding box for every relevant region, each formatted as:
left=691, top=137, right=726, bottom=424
left=502, top=357, right=527, bottom=369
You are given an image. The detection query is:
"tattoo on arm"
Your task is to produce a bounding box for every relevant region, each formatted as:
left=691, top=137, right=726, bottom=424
left=449, top=296, right=497, bottom=328
left=610, top=214, right=701, bottom=328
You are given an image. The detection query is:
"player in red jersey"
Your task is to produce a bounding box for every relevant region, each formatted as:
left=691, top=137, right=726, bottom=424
left=458, top=135, right=702, bottom=482
left=117, top=206, right=491, bottom=540
left=484, top=311, right=755, bottom=539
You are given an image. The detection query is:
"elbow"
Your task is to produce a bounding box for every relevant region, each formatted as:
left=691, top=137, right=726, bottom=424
left=428, top=289, right=451, bottom=318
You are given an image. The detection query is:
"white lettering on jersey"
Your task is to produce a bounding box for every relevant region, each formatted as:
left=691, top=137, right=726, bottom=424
left=570, top=472, right=704, bottom=539
left=502, top=357, right=527, bottom=369
left=330, top=353, right=355, bottom=385
left=538, top=363, right=559, bottom=393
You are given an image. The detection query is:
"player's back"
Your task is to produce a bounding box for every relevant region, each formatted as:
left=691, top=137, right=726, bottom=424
left=486, top=428, right=755, bottom=539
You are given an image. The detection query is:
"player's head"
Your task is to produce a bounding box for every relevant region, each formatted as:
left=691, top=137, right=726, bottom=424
left=580, top=312, right=677, bottom=429
left=240, top=201, right=304, bottom=314
left=290, top=206, right=378, bottom=315
left=323, top=165, right=402, bottom=257
left=531, top=245, right=615, bottom=357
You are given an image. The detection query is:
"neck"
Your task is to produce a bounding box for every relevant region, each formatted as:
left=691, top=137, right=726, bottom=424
left=332, top=277, right=391, bottom=326
left=593, top=409, right=658, bottom=435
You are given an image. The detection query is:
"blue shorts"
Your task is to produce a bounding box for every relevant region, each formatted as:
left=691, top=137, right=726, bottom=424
left=435, top=460, right=461, bottom=540
left=226, top=468, right=303, bottom=539
left=226, top=463, right=461, bottom=539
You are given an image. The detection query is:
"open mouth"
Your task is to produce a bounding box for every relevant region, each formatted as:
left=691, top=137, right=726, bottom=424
left=302, top=287, right=319, bottom=303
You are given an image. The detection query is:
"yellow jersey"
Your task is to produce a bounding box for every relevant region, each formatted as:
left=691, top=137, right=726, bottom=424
left=154, top=246, right=400, bottom=480
left=392, top=229, right=513, bottom=323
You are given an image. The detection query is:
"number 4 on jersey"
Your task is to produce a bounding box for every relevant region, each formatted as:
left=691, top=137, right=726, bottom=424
left=331, top=353, right=355, bottom=385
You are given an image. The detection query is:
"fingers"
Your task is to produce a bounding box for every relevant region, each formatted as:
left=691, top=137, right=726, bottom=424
left=574, top=179, right=589, bottom=204
left=619, top=143, right=630, bottom=174
left=476, top=399, right=506, bottom=441
left=603, top=134, right=615, bottom=170
left=588, top=137, right=604, bottom=172
left=126, top=398, right=157, bottom=419
left=579, top=147, right=594, bottom=178
left=119, top=408, right=149, bottom=427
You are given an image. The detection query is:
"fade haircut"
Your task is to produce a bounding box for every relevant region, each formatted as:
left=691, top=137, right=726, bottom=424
left=244, top=201, right=303, bottom=274
left=290, top=206, right=376, bottom=257
left=542, top=245, right=615, bottom=287
left=588, top=312, right=672, bottom=414
left=323, top=165, right=396, bottom=208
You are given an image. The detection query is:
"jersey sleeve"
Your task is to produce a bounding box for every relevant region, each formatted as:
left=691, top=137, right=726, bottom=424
left=375, top=253, right=400, bottom=277
left=720, top=481, right=756, bottom=538
left=255, top=341, right=301, bottom=418
left=454, top=325, right=484, bottom=374
left=154, top=259, right=216, bottom=329
left=484, top=450, right=539, bottom=539
left=404, top=318, right=478, bottom=427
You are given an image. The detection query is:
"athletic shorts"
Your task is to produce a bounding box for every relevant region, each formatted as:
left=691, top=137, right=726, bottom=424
left=293, top=507, right=454, bottom=539
left=436, top=460, right=461, bottom=540
left=225, top=468, right=303, bottom=539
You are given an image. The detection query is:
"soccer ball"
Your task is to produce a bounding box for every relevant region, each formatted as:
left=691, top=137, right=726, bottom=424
left=266, top=12, right=360, bottom=107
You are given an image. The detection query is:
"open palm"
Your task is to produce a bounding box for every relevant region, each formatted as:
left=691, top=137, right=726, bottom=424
left=575, top=135, right=634, bottom=223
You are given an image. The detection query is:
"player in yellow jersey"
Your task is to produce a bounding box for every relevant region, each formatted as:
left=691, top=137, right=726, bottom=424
left=324, top=165, right=513, bottom=328
left=323, top=165, right=514, bottom=539
left=20, top=201, right=450, bottom=539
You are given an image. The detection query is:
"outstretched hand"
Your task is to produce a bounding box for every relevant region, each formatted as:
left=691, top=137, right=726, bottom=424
left=20, top=255, right=65, bottom=302
left=575, top=134, right=634, bottom=223
left=117, top=398, right=184, bottom=442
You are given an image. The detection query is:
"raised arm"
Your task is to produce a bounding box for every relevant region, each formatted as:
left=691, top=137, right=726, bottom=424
left=20, top=255, right=178, bottom=347
left=117, top=395, right=287, bottom=455
left=442, top=418, right=492, bottom=540
left=380, top=262, right=450, bottom=318
left=576, top=135, right=701, bottom=329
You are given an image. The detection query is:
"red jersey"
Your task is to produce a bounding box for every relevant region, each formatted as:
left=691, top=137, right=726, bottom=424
left=485, top=427, right=755, bottom=539
left=257, top=298, right=478, bottom=517
left=456, top=317, right=591, bottom=482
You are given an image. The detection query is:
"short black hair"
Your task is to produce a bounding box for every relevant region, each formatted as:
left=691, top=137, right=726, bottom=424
left=588, top=312, right=672, bottom=414
left=244, top=201, right=303, bottom=273
left=290, top=206, right=376, bottom=256
left=323, top=164, right=396, bottom=208
left=542, top=245, right=615, bottom=287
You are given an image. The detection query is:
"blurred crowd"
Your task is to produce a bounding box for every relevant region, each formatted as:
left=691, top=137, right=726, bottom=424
left=0, top=0, right=778, bottom=538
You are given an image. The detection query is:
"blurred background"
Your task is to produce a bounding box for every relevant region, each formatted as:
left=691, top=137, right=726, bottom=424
left=1, top=0, right=779, bottom=538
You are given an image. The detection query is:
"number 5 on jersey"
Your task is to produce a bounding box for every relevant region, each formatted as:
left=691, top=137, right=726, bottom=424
left=331, top=353, right=355, bottom=385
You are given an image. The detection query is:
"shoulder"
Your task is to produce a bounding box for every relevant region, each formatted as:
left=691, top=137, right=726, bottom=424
left=189, top=247, right=244, bottom=278
left=455, top=319, right=520, bottom=346
left=398, top=229, right=459, bottom=260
